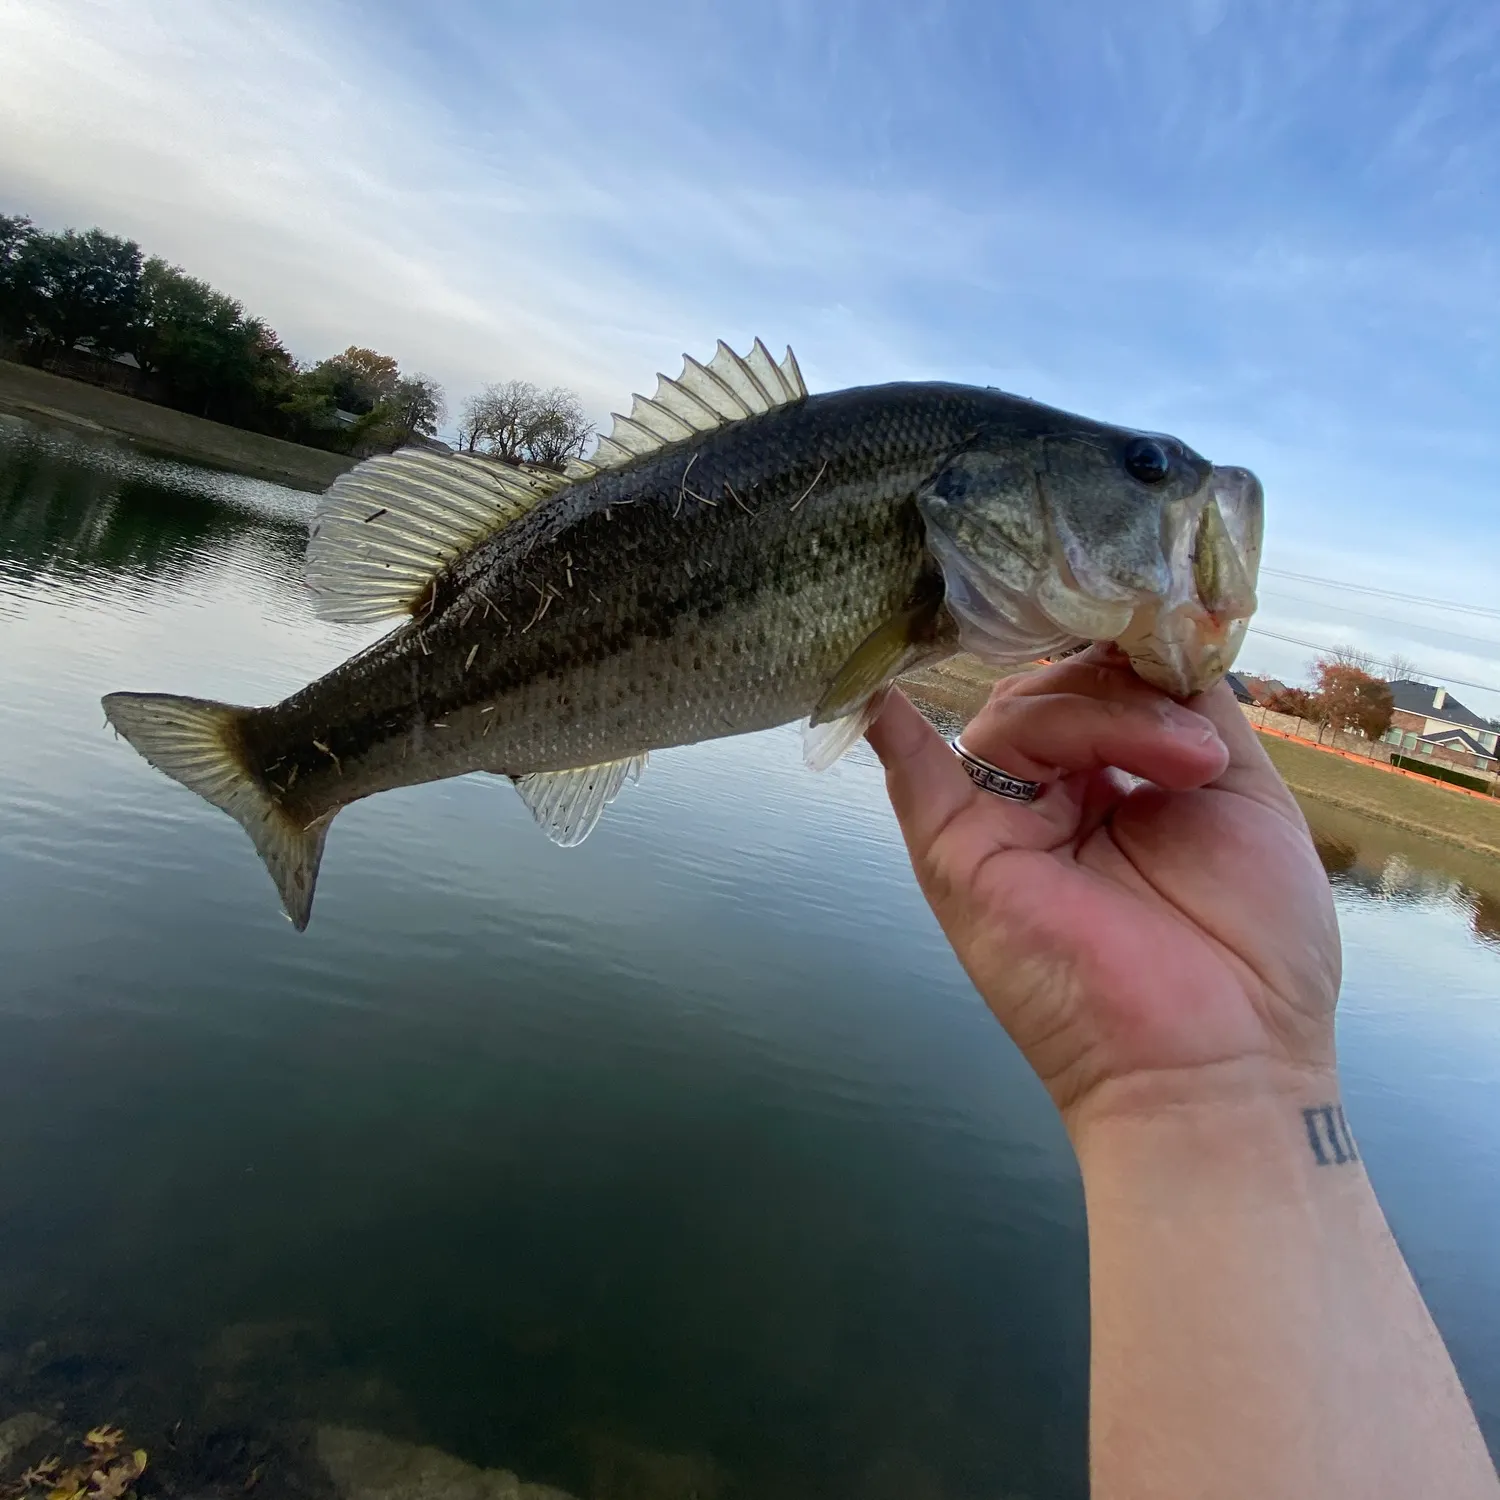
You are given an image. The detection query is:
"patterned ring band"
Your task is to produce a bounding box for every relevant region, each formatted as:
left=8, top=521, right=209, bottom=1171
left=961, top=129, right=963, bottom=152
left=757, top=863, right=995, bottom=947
left=949, top=737, right=1044, bottom=803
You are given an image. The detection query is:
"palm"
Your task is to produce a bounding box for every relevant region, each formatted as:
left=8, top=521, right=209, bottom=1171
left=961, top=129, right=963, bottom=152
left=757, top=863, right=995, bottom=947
left=869, top=657, right=1341, bottom=1115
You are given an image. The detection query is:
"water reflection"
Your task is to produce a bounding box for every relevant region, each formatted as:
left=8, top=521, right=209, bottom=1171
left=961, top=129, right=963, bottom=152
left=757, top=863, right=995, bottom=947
left=0, top=416, right=306, bottom=591
left=0, top=417, right=1496, bottom=1496
left=1308, top=800, right=1500, bottom=952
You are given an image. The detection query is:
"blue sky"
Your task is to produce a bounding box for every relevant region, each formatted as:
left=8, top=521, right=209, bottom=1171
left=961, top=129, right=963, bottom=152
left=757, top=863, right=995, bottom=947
left=2, top=0, right=1497, bottom=709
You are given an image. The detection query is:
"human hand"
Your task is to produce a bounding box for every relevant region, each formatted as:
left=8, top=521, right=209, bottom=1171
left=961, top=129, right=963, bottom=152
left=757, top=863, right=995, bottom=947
left=867, top=647, right=1341, bottom=1128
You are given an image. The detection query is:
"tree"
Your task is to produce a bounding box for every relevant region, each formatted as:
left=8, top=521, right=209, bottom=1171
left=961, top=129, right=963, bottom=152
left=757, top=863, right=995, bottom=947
left=523, top=386, right=592, bottom=469
left=313, top=346, right=400, bottom=415
left=1316, top=643, right=1379, bottom=675
left=345, top=373, right=447, bottom=456
left=1264, top=687, right=1317, bottom=719
left=1312, top=660, right=1394, bottom=740
left=390, top=374, right=445, bottom=439
left=458, top=379, right=537, bottom=458
left=0, top=215, right=39, bottom=344
left=133, top=257, right=278, bottom=424
left=1385, top=653, right=1423, bottom=684
left=7, top=227, right=143, bottom=361
left=458, top=379, right=592, bottom=467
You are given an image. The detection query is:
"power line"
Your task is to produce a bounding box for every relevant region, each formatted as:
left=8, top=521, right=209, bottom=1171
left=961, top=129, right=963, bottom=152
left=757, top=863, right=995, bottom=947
left=1259, top=568, right=1500, bottom=621
left=1257, top=590, right=1500, bottom=650
left=1245, top=626, right=1500, bottom=698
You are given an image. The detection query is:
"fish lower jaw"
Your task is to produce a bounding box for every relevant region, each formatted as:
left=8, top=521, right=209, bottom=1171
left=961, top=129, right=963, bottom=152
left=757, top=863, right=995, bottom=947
left=1113, top=599, right=1249, bottom=699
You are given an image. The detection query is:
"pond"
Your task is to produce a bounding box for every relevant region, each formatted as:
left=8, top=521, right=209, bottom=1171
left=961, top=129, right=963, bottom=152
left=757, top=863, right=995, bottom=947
left=1, top=416, right=1497, bottom=1499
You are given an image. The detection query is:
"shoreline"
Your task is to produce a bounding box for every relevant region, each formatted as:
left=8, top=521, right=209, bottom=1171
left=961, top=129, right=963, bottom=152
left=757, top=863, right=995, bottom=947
left=898, top=655, right=1500, bottom=859
left=0, top=360, right=354, bottom=491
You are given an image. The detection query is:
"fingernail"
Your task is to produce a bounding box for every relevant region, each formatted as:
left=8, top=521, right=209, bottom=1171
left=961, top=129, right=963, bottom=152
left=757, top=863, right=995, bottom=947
left=1160, top=702, right=1223, bottom=747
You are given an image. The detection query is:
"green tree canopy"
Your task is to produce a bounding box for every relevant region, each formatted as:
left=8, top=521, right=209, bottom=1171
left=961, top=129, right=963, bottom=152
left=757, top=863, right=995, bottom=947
left=3, top=225, right=143, bottom=360
left=2, top=207, right=451, bottom=455
left=309, top=346, right=401, bottom=415
left=133, top=258, right=300, bottom=426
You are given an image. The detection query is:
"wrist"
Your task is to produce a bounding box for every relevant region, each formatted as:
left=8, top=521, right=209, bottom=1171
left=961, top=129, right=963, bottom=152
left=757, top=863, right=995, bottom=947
left=1065, top=1056, right=1362, bottom=1201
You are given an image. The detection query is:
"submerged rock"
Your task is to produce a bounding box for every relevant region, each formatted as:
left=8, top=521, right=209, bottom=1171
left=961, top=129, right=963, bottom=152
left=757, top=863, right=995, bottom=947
left=0, top=1410, right=57, bottom=1469
left=316, top=1426, right=578, bottom=1500
left=579, top=1432, right=725, bottom=1500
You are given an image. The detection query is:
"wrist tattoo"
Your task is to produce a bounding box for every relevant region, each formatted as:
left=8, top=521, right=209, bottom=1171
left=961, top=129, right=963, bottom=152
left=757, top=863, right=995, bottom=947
left=1302, top=1104, right=1359, bottom=1166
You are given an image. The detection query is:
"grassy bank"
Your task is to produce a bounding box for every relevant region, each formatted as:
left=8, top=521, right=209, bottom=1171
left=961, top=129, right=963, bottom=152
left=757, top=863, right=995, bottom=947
left=899, top=654, right=1500, bottom=857
left=0, top=360, right=355, bottom=491
left=1257, top=734, right=1500, bottom=857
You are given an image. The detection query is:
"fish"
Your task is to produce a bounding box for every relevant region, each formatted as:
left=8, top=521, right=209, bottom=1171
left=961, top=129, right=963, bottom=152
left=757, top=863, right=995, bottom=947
left=101, top=337, right=1263, bottom=929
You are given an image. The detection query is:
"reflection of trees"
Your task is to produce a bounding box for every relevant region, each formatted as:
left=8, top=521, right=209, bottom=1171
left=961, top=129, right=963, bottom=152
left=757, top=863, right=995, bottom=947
left=1469, top=893, right=1500, bottom=949
left=1312, top=835, right=1357, bottom=879
left=0, top=432, right=304, bottom=585
left=1309, top=811, right=1500, bottom=946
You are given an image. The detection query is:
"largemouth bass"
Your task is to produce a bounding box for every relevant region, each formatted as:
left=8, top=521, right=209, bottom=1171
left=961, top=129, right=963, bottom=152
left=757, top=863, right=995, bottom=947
left=102, top=339, right=1262, bottom=928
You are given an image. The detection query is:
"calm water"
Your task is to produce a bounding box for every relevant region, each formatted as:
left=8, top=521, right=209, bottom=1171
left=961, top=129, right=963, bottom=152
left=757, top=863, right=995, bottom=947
left=1, top=417, right=1497, bottom=1498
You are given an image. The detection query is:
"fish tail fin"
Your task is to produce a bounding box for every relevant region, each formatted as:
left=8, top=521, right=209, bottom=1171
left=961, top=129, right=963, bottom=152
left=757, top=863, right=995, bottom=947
left=101, top=692, right=330, bottom=930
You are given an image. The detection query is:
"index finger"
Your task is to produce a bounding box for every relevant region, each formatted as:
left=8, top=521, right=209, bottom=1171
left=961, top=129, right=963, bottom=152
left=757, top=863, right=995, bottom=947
left=1186, top=680, right=1308, bottom=826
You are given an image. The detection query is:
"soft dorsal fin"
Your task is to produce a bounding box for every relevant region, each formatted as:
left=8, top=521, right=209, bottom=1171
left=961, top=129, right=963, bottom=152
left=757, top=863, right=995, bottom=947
left=571, top=338, right=806, bottom=476
left=305, top=448, right=569, bottom=623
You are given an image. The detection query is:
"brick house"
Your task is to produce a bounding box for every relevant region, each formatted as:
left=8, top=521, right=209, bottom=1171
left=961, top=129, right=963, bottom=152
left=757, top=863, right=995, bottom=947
left=1383, top=680, right=1499, bottom=774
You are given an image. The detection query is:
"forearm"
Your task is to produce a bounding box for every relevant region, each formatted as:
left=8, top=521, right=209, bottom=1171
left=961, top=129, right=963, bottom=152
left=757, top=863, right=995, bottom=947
left=1071, top=1062, right=1499, bottom=1500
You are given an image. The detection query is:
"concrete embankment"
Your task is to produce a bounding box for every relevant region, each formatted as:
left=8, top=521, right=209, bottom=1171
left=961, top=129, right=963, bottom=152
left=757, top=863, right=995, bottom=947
left=0, top=360, right=354, bottom=491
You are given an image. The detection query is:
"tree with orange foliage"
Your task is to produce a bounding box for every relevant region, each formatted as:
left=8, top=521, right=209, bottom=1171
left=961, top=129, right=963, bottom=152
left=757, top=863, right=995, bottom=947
left=1264, top=687, right=1318, bottom=719
left=1312, top=660, right=1394, bottom=739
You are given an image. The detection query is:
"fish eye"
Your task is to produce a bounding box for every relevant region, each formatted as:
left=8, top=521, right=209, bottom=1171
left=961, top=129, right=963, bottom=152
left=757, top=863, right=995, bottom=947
left=1124, top=438, right=1171, bottom=486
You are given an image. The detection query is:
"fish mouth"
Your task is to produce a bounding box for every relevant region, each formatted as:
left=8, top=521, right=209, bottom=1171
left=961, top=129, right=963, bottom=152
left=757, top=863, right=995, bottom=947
left=920, top=458, right=1264, bottom=698
left=1115, top=464, right=1264, bottom=698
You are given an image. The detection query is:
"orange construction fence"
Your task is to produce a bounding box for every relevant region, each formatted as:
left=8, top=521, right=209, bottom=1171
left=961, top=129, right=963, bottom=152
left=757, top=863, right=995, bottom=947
left=1253, top=723, right=1500, bottom=803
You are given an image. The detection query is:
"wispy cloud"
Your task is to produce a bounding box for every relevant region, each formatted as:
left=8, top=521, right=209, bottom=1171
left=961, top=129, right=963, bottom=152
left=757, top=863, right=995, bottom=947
left=1, top=0, right=1496, bottom=709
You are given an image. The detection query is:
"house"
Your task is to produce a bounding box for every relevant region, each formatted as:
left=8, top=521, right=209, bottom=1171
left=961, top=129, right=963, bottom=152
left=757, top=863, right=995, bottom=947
left=1239, top=675, right=1288, bottom=705
left=1224, top=672, right=1254, bottom=704
left=1382, top=681, right=1499, bottom=774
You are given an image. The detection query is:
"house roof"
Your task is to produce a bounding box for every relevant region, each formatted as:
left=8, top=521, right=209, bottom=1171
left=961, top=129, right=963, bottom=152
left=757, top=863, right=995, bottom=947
left=1241, top=675, right=1287, bottom=700
left=1387, top=680, right=1493, bottom=732
left=1422, top=727, right=1496, bottom=760
left=1224, top=671, right=1253, bottom=702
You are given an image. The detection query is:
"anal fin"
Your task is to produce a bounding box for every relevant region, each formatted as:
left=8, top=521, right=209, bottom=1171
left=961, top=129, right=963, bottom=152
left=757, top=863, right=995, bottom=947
left=513, top=755, right=648, bottom=847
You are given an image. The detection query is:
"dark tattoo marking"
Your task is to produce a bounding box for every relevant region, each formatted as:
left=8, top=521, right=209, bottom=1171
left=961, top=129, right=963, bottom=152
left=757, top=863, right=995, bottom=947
left=1302, top=1104, right=1358, bottom=1166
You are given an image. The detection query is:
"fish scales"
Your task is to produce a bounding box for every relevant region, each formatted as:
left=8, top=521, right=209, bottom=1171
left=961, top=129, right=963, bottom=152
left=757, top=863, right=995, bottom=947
left=241, top=383, right=981, bottom=824
left=101, top=339, right=1263, bottom=927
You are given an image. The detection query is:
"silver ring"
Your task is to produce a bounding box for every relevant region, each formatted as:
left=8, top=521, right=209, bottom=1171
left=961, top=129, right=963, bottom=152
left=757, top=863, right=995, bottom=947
left=950, top=737, right=1043, bottom=802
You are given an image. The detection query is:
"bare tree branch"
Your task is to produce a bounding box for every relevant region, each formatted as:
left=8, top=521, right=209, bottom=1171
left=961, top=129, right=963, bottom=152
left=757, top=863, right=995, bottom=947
left=1384, top=652, right=1424, bottom=684
left=1313, top=643, right=1379, bottom=676
left=458, top=379, right=593, bottom=467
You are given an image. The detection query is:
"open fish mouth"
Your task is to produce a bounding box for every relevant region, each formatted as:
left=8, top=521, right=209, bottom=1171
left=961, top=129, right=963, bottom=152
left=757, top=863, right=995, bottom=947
left=1115, top=464, right=1263, bottom=698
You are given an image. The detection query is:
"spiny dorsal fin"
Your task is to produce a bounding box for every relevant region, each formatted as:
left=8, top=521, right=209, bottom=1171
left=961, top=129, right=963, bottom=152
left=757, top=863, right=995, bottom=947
left=584, top=339, right=806, bottom=473
left=512, top=755, right=648, bottom=847
left=306, top=448, right=569, bottom=623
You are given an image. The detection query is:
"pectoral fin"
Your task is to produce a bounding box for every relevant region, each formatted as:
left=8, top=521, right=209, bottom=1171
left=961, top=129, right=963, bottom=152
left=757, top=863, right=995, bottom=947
left=804, top=580, right=958, bottom=769
left=802, top=690, right=893, bottom=771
